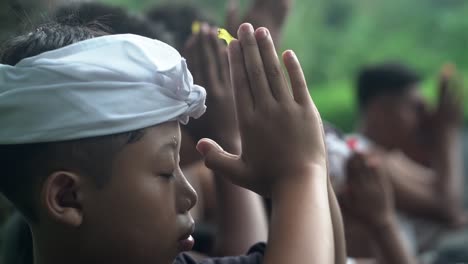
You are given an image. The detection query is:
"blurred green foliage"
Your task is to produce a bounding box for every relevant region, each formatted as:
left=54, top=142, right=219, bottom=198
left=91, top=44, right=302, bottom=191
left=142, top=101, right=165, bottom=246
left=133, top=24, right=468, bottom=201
left=104, top=0, right=468, bottom=130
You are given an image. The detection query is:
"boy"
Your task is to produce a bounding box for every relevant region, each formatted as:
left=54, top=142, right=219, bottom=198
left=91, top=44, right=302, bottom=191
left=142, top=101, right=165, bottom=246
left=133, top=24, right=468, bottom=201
left=0, top=22, right=336, bottom=264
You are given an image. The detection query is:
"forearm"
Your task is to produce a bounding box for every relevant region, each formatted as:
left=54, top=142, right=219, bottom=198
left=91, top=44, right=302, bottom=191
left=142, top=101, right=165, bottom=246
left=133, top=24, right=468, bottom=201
left=387, top=151, right=462, bottom=222
left=213, top=140, right=268, bottom=256
left=370, top=219, right=418, bottom=264
left=328, top=179, right=347, bottom=264
left=264, top=165, right=334, bottom=264
left=213, top=179, right=268, bottom=255
left=392, top=176, right=455, bottom=222
left=432, top=130, right=464, bottom=210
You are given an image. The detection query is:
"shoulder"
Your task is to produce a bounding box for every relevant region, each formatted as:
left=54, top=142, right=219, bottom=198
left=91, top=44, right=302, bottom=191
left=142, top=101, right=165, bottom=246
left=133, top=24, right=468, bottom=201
left=174, top=243, right=265, bottom=264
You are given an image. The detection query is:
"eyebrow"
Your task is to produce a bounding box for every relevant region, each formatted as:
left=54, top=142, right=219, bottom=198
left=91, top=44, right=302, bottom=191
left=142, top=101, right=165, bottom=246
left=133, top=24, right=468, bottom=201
left=159, top=137, right=178, bottom=151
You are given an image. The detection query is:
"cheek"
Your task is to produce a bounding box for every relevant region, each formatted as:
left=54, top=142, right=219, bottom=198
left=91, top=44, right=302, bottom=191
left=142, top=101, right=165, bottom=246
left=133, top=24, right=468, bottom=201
left=82, top=177, right=179, bottom=261
left=394, top=107, right=418, bottom=130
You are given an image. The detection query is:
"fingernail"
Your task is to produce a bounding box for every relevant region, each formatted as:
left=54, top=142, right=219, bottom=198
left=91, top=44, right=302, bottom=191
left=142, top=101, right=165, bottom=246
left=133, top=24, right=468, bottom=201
left=283, top=50, right=296, bottom=60
left=256, top=28, right=268, bottom=39
left=241, top=23, right=254, bottom=33
left=196, top=142, right=209, bottom=156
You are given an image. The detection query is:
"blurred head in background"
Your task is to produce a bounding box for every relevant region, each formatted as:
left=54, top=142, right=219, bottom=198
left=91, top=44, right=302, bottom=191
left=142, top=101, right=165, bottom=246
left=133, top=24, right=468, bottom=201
left=53, top=2, right=175, bottom=46
left=356, top=62, right=430, bottom=154
left=0, top=0, right=62, bottom=41
left=146, top=3, right=214, bottom=51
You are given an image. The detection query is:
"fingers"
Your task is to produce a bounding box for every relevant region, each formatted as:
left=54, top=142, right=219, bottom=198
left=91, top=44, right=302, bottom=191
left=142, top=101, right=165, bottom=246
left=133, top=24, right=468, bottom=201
left=255, top=27, right=291, bottom=101
left=207, top=27, right=230, bottom=86
left=237, top=23, right=274, bottom=104
left=184, top=34, right=204, bottom=85
left=283, top=50, right=312, bottom=105
left=199, top=25, right=219, bottom=90
left=228, top=39, right=255, bottom=119
left=196, top=138, right=244, bottom=182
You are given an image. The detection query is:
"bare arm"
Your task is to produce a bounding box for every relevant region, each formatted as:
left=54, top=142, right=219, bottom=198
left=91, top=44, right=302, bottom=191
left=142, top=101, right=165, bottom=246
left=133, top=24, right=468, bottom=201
left=387, top=151, right=465, bottom=225
left=329, top=179, right=347, bottom=264
left=213, top=140, right=268, bottom=256
left=370, top=219, right=418, bottom=264
left=267, top=167, right=333, bottom=264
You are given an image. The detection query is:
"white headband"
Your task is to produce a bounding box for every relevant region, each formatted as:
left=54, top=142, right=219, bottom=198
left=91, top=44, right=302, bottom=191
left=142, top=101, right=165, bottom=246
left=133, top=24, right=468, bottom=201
left=0, top=34, right=206, bottom=144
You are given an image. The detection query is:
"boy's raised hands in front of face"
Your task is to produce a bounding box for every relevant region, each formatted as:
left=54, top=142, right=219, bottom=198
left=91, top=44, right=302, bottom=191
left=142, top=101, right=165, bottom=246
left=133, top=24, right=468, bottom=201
left=197, top=23, right=334, bottom=264
left=197, top=23, right=326, bottom=196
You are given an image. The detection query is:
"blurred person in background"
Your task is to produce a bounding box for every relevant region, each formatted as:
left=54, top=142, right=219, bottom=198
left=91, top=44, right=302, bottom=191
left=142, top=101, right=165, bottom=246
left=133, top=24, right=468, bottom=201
left=145, top=0, right=292, bottom=52
left=346, top=62, right=466, bottom=255
left=53, top=1, right=175, bottom=46
left=327, top=123, right=418, bottom=264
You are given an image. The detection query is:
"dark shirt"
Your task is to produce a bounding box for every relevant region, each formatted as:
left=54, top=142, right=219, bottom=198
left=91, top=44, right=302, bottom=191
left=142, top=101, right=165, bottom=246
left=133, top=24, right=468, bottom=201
left=174, top=243, right=265, bottom=264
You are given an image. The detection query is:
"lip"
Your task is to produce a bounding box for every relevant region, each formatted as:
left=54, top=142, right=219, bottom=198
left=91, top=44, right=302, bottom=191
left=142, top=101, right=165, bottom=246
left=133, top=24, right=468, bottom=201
left=178, top=223, right=195, bottom=252
left=178, top=222, right=195, bottom=241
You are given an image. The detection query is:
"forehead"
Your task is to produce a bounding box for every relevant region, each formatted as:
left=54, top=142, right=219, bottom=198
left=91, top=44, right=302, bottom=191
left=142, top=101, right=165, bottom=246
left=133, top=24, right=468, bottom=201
left=382, top=85, right=425, bottom=106
left=143, top=121, right=181, bottom=147
left=116, top=121, right=181, bottom=158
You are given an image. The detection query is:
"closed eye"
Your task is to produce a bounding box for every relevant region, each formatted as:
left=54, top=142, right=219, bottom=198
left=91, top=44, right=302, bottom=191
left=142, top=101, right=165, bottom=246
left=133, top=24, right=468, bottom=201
left=160, top=172, right=175, bottom=179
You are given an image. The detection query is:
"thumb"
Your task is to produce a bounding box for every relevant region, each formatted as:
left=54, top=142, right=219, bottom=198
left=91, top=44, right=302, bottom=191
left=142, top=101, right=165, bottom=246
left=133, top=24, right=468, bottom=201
left=196, top=138, right=244, bottom=180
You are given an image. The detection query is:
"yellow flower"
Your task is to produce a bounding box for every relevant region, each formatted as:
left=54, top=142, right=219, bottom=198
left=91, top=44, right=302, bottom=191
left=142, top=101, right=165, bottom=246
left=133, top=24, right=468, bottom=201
left=217, top=28, right=236, bottom=45
left=192, top=21, right=201, bottom=34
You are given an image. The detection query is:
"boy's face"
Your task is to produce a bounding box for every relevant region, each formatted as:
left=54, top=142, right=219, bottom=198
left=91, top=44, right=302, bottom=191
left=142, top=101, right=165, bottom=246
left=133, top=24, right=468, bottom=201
left=80, top=121, right=197, bottom=264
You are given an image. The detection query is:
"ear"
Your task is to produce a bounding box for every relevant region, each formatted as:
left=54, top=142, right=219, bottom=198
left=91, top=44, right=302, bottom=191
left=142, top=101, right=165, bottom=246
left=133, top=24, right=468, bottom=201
left=41, top=171, right=83, bottom=227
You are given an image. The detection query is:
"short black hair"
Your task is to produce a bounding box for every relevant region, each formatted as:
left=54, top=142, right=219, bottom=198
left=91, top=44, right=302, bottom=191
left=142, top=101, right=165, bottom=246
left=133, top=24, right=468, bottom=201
left=356, top=62, right=421, bottom=110
left=53, top=2, right=175, bottom=46
left=146, top=3, right=213, bottom=51
left=1, top=20, right=108, bottom=65
left=0, top=22, right=145, bottom=221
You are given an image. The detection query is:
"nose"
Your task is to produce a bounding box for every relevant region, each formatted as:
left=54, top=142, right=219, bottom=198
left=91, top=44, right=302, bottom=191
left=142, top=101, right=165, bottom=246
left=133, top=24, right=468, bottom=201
left=176, top=170, right=198, bottom=213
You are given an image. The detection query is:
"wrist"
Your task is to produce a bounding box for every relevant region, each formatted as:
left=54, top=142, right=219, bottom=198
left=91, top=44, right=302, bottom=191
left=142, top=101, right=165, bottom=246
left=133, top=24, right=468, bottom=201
left=270, top=163, right=327, bottom=202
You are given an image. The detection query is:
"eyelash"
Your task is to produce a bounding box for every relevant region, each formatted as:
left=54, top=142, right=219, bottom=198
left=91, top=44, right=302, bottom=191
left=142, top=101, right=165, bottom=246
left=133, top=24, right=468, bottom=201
left=160, top=172, right=175, bottom=179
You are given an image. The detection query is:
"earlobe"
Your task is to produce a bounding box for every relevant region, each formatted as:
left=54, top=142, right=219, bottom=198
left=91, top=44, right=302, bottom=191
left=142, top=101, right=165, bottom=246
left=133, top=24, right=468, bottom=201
left=42, top=172, right=83, bottom=227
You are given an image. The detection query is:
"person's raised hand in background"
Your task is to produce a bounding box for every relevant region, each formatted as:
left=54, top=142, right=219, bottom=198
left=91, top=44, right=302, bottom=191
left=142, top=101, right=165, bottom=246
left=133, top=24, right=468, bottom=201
left=342, top=152, right=418, bottom=264
left=432, top=64, right=464, bottom=133
left=423, top=64, right=466, bottom=227
left=343, top=153, right=394, bottom=227
left=184, top=23, right=239, bottom=152
left=225, top=0, right=293, bottom=46
left=184, top=23, right=269, bottom=256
